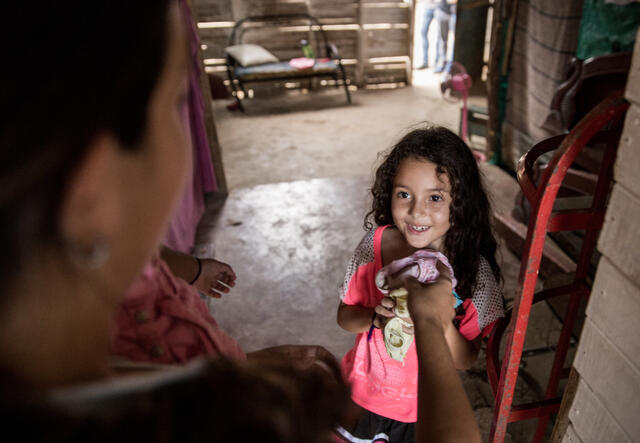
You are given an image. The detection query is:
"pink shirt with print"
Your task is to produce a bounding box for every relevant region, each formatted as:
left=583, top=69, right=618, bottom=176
left=340, top=226, right=504, bottom=423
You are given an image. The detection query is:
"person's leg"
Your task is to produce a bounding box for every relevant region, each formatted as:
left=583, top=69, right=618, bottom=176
left=443, top=12, right=457, bottom=73
left=435, top=9, right=450, bottom=73
left=419, top=6, right=435, bottom=68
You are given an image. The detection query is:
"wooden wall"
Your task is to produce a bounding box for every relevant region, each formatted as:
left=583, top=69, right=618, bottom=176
left=193, top=0, right=412, bottom=88
left=555, top=29, right=640, bottom=443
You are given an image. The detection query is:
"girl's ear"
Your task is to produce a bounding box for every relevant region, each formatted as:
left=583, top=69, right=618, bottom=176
left=57, top=133, right=123, bottom=258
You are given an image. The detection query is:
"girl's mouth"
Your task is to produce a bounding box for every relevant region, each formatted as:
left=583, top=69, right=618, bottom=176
left=408, top=224, right=430, bottom=233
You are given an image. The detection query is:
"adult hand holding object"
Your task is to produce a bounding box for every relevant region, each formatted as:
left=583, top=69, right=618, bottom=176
left=405, top=265, right=481, bottom=443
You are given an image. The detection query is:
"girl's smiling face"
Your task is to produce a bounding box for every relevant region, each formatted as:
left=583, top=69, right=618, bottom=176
left=391, top=157, right=451, bottom=251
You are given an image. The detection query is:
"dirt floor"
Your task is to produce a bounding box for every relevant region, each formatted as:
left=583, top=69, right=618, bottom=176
left=198, top=71, right=568, bottom=441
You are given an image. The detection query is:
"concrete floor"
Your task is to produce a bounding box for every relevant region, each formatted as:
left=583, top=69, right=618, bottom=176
left=197, top=74, right=567, bottom=441
left=213, top=70, right=485, bottom=189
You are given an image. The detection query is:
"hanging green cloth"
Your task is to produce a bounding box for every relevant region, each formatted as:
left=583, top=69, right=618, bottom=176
left=576, top=0, right=640, bottom=59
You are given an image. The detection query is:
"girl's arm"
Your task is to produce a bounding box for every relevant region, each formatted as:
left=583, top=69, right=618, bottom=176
left=444, top=324, right=481, bottom=370
left=337, top=302, right=373, bottom=333
left=337, top=301, right=396, bottom=334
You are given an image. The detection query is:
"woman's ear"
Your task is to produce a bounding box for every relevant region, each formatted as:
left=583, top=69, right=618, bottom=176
left=58, top=133, right=123, bottom=260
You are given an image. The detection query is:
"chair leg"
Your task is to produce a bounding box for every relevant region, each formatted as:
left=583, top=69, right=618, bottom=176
left=339, top=64, right=351, bottom=104
left=226, top=67, right=245, bottom=113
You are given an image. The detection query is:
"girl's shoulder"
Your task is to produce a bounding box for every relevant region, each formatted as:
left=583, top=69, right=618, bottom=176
left=357, top=225, right=392, bottom=252
left=470, top=255, right=501, bottom=301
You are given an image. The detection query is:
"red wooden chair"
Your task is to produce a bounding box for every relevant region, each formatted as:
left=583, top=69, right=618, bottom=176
left=486, top=91, right=629, bottom=442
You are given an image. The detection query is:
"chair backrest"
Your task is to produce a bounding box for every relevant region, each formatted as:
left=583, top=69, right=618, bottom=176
left=228, top=14, right=330, bottom=60
left=544, top=52, right=631, bottom=134
left=486, top=90, right=629, bottom=395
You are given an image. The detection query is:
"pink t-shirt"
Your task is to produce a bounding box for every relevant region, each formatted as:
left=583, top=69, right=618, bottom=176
left=340, top=226, right=504, bottom=423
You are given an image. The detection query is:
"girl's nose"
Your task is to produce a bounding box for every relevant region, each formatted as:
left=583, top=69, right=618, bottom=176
left=409, top=200, right=428, bottom=217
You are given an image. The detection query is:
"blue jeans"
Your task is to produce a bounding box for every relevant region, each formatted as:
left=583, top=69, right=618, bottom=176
left=420, top=6, right=438, bottom=67
left=435, top=9, right=456, bottom=72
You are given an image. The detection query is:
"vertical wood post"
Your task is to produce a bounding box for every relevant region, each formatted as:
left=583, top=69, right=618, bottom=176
left=189, top=0, right=228, bottom=194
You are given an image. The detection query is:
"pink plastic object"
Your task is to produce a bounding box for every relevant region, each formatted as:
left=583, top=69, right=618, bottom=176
left=375, top=249, right=457, bottom=292
left=289, top=57, right=315, bottom=70
left=451, top=70, right=472, bottom=143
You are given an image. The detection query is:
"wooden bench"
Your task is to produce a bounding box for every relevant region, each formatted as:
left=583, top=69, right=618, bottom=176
left=225, top=13, right=351, bottom=111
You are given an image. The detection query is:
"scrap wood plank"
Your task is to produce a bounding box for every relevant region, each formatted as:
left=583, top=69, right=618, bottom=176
left=481, top=163, right=576, bottom=277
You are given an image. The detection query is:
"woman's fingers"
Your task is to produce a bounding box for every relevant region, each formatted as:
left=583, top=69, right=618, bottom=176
left=379, top=297, right=395, bottom=311
left=402, top=323, right=415, bottom=335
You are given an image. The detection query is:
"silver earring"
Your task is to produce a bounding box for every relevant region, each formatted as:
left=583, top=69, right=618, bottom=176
left=68, top=238, right=111, bottom=269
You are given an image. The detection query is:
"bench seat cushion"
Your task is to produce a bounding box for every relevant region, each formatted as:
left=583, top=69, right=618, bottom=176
left=234, top=60, right=339, bottom=81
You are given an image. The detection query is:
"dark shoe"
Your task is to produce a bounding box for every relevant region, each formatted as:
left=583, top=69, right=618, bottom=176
left=416, top=64, right=428, bottom=70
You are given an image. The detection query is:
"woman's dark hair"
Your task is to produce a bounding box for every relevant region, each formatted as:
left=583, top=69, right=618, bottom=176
left=2, top=358, right=351, bottom=443
left=0, top=1, right=173, bottom=286
left=365, top=125, right=501, bottom=298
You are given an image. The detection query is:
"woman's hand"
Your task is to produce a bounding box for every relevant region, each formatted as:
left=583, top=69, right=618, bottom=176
left=193, top=258, right=236, bottom=298
left=407, top=261, right=455, bottom=331
left=373, top=296, right=415, bottom=334
left=372, top=297, right=396, bottom=329
left=386, top=260, right=454, bottom=332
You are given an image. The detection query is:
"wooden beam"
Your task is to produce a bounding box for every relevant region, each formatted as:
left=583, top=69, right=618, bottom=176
left=189, top=0, right=228, bottom=194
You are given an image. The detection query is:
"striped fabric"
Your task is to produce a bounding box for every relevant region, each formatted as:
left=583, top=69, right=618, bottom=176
left=502, top=0, right=584, bottom=170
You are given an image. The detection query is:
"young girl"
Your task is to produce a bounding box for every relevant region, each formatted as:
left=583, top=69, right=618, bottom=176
left=336, top=126, right=504, bottom=442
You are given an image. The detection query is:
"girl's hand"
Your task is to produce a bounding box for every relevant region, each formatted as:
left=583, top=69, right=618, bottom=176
left=373, top=297, right=415, bottom=335
left=193, top=258, right=236, bottom=298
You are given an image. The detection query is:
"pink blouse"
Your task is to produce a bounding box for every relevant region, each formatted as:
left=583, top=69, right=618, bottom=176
left=340, top=226, right=503, bottom=422
left=111, top=256, right=246, bottom=364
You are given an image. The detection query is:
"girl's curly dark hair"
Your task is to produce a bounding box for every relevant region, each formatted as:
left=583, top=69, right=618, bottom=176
left=365, top=125, right=501, bottom=299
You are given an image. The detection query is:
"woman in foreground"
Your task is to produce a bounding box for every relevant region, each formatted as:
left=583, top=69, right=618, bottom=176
left=0, top=1, right=479, bottom=441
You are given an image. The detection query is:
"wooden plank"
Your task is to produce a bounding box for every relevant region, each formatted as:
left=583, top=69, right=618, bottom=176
left=356, top=0, right=366, bottom=86
left=324, top=29, right=358, bottom=59
left=562, top=423, right=584, bottom=443
left=194, top=0, right=233, bottom=22
left=363, top=28, right=410, bottom=58
left=190, top=1, right=228, bottom=193
left=364, top=66, right=408, bottom=84
left=550, top=368, right=580, bottom=443
left=624, top=28, right=640, bottom=106
left=310, top=0, right=357, bottom=20
left=573, top=318, right=640, bottom=439
left=221, top=26, right=357, bottom=59
left=480, top=163, right=577, bottom=277
left=615, top=104, right=640, bottom=199
left=198, top=27, right=233, bottom=59
left=231, top=0, right=309, bottom=20
left=587, top=257, right=640, bottom=366
left=568, top=378, right=633, bottom=443
left=361, top=4, right=410, bottom=24
left=597, top=185, right=640, bottom=283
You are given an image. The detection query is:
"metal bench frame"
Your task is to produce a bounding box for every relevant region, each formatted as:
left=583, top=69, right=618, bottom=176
left=225, top=13, right=351, bottom=111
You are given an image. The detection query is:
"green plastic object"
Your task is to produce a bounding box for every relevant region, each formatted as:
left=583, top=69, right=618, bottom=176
left=300, top=39, right=314, bottom=59
left=576, top=0, right=640, bottom=60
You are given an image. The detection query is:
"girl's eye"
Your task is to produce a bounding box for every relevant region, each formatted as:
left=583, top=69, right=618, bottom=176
left=429, top=194, right=443, bottom=202
left=397, top=191, right=410, bottom=199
